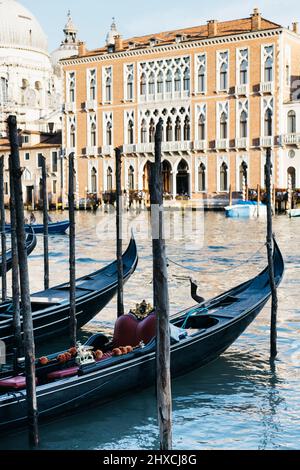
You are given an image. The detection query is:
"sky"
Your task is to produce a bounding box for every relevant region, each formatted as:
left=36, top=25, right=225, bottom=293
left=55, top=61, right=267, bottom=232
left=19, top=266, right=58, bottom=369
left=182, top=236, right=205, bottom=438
left=21, top=0, right=300, bottom=52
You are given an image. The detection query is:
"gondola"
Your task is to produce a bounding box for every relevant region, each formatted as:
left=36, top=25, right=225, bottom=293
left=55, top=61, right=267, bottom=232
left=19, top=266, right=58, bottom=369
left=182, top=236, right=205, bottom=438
left=5, top=220, right=70, bottom=235
left=0, top=236, right=138, bottom=350
left=0, top=231, right=37, bottom=276
left=0, top=239, right=284, bottom=431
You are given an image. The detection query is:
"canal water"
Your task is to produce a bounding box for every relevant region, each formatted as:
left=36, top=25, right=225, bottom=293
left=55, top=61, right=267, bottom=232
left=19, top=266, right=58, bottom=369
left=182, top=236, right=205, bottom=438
left=0, top=209, right=299, bottom=450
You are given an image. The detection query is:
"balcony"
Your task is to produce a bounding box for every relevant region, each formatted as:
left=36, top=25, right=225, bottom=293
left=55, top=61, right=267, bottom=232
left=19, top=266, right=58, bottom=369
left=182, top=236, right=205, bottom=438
left=260, top=136, right=274, bottom=148
left=281, top=133, right=300, bottom=147
left=259, top=81, right=274, bottom=95
left=135, top=143, right=154, bottom=153
left=122, top=144, right=136, bottom=154
left=161, top=141, right=192, bottom=152
left=100, top=145, right=114, bottom=156
left=215, top=139, right=229, bottom=151
left=64, top=102, right=76, bottom=113
left=84, top=146, right=98, bottom=156
left=84, top=100, right=97, bottom=112
left=235, top=138, right=249, bottom=149
left=235, top=84, right=249, bottom=97
left=193, top=140, right=206, bottom=151
left=64, top=147, right=76, bottom=156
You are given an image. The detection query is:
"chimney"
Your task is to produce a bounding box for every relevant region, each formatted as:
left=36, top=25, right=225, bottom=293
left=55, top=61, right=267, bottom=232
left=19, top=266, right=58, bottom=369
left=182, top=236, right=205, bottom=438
left=292, top=22, right=299, bottom=34
left=251, top=8, right=262, bottom=31
left=207, top=20, right=218, bottom=38
left=114, top=35, right=124, bottom=51
left=78, top=41, right=86, bottom=56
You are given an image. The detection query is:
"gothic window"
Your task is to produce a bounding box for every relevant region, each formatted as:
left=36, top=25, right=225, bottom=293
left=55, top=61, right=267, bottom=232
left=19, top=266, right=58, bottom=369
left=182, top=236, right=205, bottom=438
left=220, top=112, right=228, bottom=139
left=149, top=119, right=155, bottom=142
left=127, top=74, right=134, bottom=100
left=166, top=70, right=172, bottom=93
left=175, top=116, right=181, bottom=141
left=157, top=72, right=163, bottom=94
left=166, top=117, right=173, bottom=142
left=107, top=167, right=113, bottom=191
left=148, top=72, right=155, bottom=96
left=140, top=73, right=146, bottom=96
left=220, top=162, right=228, bottom=191
left=264, top=46, right=274, bottom=82
left=220, top=63, right=228, bottom=90
left=240, top=60, right=248, bottom=85
left=240, top=111, right=248, bottom=138
left=183, top=68, right=190, bottom=92
left=90, top=121, right=97, bottom=146
left=128, top=120, right=134, bottom=144
left=184, top=116, right=190, bottom=141
left=91, top=167, right=97, bottom=193
left=89, top=69, right=96, bottom=100
left=70, top=124, right=76, bottom=147
left=0, top=77, right=8, bottom=104
left=198, top=114, right=205, bottom=140
left=264, top=109, right=273, bottom=136
left=68, top=72, right=75, bottom=102
left=174, top=69, right=181, bottom=92
left=141, top=119, right=147, bottom=143
left=198, top=163, right=206, bottom=191
left=198, top=66, right=205, bottom=93
left=288, top=110, right=296, bottom=133
left=105, top=76, right=112, bottom=102
left=106, top=122, right=112, bottom=145
left=128, top=166, right=134, bottom=190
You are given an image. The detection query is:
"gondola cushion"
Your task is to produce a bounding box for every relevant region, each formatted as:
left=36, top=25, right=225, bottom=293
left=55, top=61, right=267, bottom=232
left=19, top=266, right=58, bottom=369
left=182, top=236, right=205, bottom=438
left=0, top=375, right=37, bottom=390
left=136, top=313, right=156, bottom=345
left=47, top=366, right=79, bottom=380
left=113, top=312, right=156, bottom=347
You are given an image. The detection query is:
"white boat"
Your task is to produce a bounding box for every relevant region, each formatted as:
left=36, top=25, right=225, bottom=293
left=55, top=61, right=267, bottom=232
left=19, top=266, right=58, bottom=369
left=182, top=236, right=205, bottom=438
left=225, top=201, right=267, bottom=218
left=288, top=208, right=300, bottom=218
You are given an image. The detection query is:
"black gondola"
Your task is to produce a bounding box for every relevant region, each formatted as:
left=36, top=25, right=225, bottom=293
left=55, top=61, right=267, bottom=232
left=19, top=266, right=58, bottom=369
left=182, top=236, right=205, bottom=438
left=0, top=236, right=138, bottom=349
left=0, top=231, right=37, bottom=276
left=0, top=239, right=284, bottom=431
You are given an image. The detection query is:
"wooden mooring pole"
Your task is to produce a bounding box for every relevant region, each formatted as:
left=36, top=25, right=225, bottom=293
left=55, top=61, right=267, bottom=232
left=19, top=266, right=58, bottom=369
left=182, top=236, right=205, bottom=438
left=257, top=184, right=261, bottom=217
left=8, top=115, right=39, bottom=447
left=0, top=155, right=7, bottom=301
left=41, top=156, right=49, bottom=290
left=68, top=152, right=77, bottom=347
left=229, top=184, right=233, bottom=206
left=265, top=147, right=278, bottom=359
left=149, top=118, right=172, bottom=450
left=115, top=147, right=124, bottom=318
left=9, top=155, right=22, bottom=355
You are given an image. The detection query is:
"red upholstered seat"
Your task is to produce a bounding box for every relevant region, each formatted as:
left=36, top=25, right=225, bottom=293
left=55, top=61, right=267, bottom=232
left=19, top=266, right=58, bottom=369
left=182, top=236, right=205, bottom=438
left=137, top=313, right=156, bottom=344
left=113, top=312, right=156, bottom=347
left=47, top=366, right=79, bottom=380
left=0, top=375, right=37, bottom=390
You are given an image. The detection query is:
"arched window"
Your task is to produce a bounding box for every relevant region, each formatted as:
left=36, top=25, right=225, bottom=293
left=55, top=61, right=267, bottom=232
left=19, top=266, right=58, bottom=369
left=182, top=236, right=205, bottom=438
left=176, top=159, right=189, bottom=196
left=198, top=114, right=205, bottom=140
left=141, top=119, right=147, bottom=143
left=240, top=60, right=248, bottom=85
left=198, top=65, right=205, bottom=93
left=240, top=111, right=247, bottom=138
left=127, top=74, right=133, bottom=100
left=183, top=68, right=190, bottom=92
left=70, top=124, right=76, bottom=147
left=220, top=112, right=227, bottom=139
left=239, top=161, right=248, bottom=191
left=288, top=110, right=296, bottom=134
left=148, top=72, right=155, bottom=96
left=287, top=167, right=296, bottom=189
left=105, top=76, right=112, bottom=102
left=162, top=160, right=172, bottom=193
left=198, top=163, right=206, bottom=191
left=175, top=116, right=181, bottom=141
left=264, top=57, right=273, bottom=82
left=107, top=167, right=113, bottom=191
left=106, top=122, right=112, bottom=145
left=128, top=166, right=135, bottom=190
left=166, top=117, right=172, bottom=142
left=89, top=74, right=96, bottom=100
left=184, top=116, right=190, bottom=141
left=91, top=167, right=97, bottom=193
left=220, top=162, right=228, bottom=191
left=0, top=77, right=8, bottom=104
left=69, top=73, right=75, bottom=102
left=90, top=122, right=97, bottom=146
left=140, top=73, right=146, bottom=96
left=128, top=120, right=134, bottom=144
left=166, top=70, right=172, bottom=93
left=157, top=72, right=163, bottom=94
left=220, top=63, right=228, bottom=90
left=149, top=119, right=155, bottom=143
left=264, top=109, right=272, bottom=136
left=174, top=69, right=181, bottom=92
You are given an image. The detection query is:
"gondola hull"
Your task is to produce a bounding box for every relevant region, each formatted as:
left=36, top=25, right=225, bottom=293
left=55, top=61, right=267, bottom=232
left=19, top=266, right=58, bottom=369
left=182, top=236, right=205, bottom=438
left=0, top=231, right=37, bottom=276
left=0, top=237, right=138, bottom=349
left=5, top=220, right=70, bottom=235
left=0, top=240, right=284, bottom=431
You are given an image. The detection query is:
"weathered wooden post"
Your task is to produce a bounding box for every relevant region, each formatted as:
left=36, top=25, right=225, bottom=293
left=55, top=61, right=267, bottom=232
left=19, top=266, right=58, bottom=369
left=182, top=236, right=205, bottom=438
left=115, top=147, right=124, bottom=317
left=149, top=118, right=172, bottom=450
left=0, top=156, right=7, bottom=301
left=265, top=147, right=278, bottom=359
left=287, top=173, right=293, bottom=212
left=9, top=155, right=22, bottom=354
left=41, top=156, right=49, bottom=290
left=229, top=184, right=233, bottom=206
left=7, top=115, right=39, bottom=447
left=68, top=152, right=77, bottom=347
left=257, top=184, right=261, bottom=217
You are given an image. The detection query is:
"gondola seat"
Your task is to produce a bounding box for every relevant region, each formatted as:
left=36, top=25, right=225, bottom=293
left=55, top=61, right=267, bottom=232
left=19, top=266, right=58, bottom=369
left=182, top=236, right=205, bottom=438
left=47, top=366, right=79, bottom=381
left=113, top=312, right=156, bottom=347
left=0, top=375, right=37, bottom=390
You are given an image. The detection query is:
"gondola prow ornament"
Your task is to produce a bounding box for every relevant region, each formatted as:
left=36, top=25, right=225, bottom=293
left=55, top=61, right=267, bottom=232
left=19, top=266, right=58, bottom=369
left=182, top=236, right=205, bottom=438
left=75, top=342, right=95, bottom=366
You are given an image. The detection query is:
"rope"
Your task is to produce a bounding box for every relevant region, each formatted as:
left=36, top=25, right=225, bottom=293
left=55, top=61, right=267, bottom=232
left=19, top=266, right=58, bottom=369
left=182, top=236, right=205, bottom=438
left=167, top=242, right=267, bottom=274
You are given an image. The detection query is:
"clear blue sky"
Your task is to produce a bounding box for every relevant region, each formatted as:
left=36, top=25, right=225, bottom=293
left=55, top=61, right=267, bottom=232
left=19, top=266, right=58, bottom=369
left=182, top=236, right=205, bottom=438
left=21, top=0, right=300, bottom=52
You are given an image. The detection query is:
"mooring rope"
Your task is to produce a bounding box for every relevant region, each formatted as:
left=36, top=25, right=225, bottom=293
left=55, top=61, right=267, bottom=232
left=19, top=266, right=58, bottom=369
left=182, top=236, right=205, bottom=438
left=167, top=242, right=267, bottom=274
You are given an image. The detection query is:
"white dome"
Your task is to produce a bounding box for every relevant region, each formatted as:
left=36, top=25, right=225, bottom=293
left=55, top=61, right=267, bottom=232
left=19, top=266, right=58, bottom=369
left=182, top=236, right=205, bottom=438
left=0, top=0, right=48, bottom=53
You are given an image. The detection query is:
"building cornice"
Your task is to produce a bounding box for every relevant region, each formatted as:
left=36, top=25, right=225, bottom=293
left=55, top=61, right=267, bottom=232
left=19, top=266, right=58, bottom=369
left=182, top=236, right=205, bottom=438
left=61, top=28, right=283, bottom=66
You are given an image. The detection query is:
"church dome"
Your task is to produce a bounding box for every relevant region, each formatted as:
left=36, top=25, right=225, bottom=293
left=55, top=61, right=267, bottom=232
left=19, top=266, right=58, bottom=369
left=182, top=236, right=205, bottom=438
left=0, top=0, right=48, bottom=53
